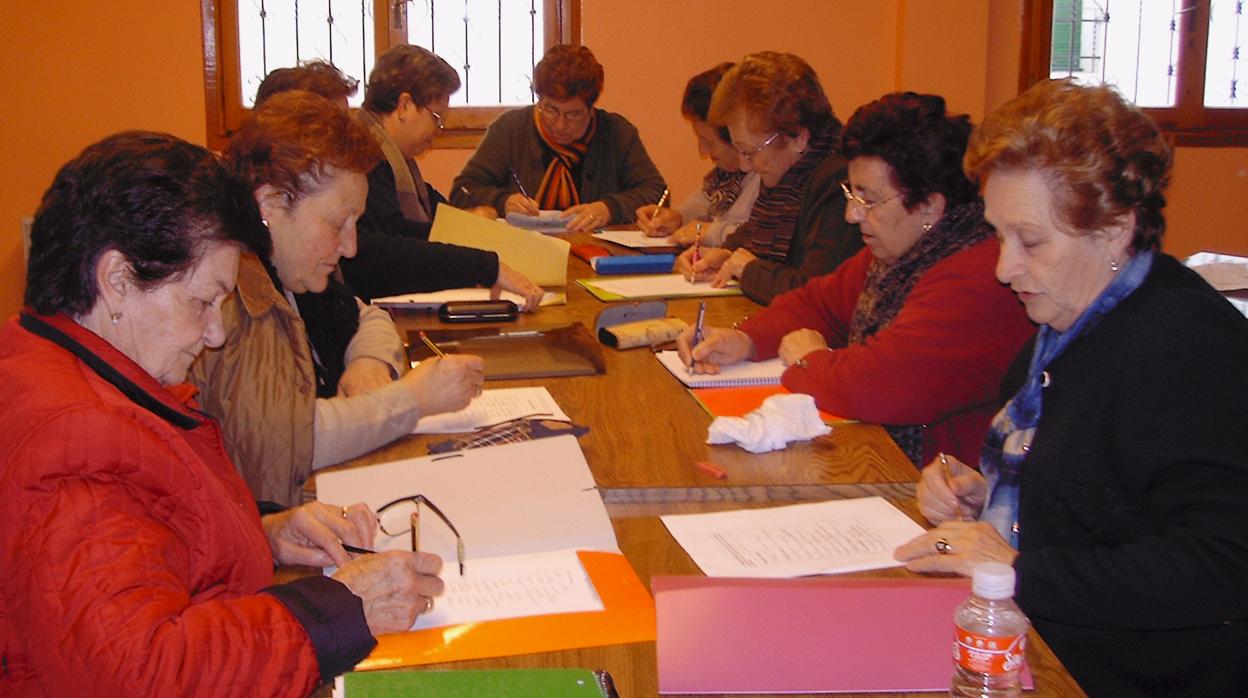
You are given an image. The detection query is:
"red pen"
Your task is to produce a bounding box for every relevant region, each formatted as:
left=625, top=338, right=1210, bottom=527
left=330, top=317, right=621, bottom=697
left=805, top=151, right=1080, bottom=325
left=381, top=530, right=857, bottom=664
left=694, top=460, right=728, bottom=479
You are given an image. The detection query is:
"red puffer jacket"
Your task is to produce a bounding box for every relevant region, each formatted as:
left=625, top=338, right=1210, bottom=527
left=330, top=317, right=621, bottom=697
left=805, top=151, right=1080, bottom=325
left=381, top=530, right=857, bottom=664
left=0, top=313, right=341, bottom=696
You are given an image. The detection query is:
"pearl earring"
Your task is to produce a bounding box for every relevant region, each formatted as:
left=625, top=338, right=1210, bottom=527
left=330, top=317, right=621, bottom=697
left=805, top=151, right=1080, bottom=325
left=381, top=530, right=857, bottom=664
left=922, top=222, right=933, bottom=233
left=1109, top=258, right=1120, bottom=273
left=110, top=312, right=122, bottom=325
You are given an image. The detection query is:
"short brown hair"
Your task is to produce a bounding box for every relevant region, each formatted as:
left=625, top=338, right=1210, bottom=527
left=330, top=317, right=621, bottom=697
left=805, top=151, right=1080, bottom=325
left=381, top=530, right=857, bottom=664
left=532, top=45, right=604, bottom=106
left=226, top=91, right=380, bottom=207
left=254, top=60, right=358, bottom=108
left=681, top=62, right=734, bottom=143
left=363, top=44, right=461, bottom=114
left=965, top=79, right=1172, bottom=251
left=708, top=52, right=835, bottom=137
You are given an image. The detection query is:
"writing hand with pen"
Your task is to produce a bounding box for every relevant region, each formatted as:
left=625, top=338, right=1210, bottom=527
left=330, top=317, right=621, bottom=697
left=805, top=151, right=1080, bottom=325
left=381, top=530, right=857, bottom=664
left=674, top=323, right=756, bottom=375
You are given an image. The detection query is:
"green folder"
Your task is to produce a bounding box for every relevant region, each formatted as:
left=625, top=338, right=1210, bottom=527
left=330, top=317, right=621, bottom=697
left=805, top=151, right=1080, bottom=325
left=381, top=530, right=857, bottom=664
left=334, top=668, right=619, bottom=697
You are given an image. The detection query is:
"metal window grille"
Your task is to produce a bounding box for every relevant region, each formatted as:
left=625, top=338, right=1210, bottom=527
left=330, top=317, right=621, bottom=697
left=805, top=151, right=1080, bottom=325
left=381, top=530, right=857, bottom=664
left=1206, top=0, right=1245, bottom=107
left=1049, top=1, right=1181, bottom=107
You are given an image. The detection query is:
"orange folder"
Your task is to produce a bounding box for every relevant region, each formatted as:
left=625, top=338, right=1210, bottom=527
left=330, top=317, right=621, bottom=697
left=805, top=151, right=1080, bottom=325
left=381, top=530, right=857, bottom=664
left=690, top=385, right=855, bottom=424
left=355, top=551, right=655, bottom=670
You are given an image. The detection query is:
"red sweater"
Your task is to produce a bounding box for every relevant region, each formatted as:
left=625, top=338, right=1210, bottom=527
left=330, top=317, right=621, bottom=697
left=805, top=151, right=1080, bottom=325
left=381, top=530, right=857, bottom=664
left=0, top=314, right=362, bottom=696
left=739, top=239, right=1034, bottom=466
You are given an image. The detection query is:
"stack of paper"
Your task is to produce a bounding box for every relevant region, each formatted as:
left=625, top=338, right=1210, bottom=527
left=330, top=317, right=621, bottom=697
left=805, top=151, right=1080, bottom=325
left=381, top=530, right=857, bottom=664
left=593, top=228, right=680, bottom=249
left=411, top=386, right=570, bottom=434
left=372, top=287, right=566, bottom=308
left=577, top=273, right=742, bottom=301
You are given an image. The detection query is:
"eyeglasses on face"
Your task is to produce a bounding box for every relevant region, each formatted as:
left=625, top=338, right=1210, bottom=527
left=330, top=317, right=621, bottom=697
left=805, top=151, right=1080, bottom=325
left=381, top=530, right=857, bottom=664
left=538, top=101, right=590, bottom=124
left=840, top=181, right=901, bottom=213
left=376, top=494, right=465, bottom=574
left=735, top=131, right=780, bottom=165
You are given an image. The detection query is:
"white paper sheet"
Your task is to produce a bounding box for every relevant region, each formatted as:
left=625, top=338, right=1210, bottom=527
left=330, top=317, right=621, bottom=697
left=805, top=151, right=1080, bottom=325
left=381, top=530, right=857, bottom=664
left=505, top=209, right=567, bottom=232
left=372, top=288, right=565, bottom=308
left=411, top=549, right=603, bottom=630
left=661, top=497, right=926, bottom=578
left=582, top=273, right=741, bottom=299
left=412, top=387, right=570, bottom=433
left=593, top=228, right=680, bottom=249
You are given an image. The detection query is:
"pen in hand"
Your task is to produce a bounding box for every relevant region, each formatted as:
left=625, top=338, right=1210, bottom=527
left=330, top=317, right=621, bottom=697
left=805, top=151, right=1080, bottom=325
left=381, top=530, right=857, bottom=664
left=509, top=170, right=530, bottom=199
left=419, top=330, right=445, bottom=359
left=687, top=301, right=707, bottom=375
left=940, top=452, right=967, bottom=522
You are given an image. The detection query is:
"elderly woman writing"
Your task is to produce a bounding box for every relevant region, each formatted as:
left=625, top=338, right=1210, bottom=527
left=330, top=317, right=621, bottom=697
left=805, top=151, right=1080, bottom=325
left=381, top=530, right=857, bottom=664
left=673, top=52, right=863, bottom=304
left=894, top=80, right=1248, bottom=696
left=190, top=91, right=484, bottom=507
left=342, top=45, right=542, bottom=306
left=0, top=132, right=441, bottom=695
left=679, top=92, right=1033, bottom=466
left=450, top=44, right=666, bottom=232
left=634, top=62, right=760, bottom=248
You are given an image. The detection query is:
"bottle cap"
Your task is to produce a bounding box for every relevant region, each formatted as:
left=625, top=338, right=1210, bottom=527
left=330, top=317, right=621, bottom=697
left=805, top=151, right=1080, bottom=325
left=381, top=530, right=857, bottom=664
left=971, top=561, right=1016, bottom=600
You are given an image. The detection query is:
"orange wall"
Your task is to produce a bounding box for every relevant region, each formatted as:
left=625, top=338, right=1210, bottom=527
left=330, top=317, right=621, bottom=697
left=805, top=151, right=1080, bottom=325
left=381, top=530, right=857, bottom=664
left=1, top=1, right=1244, bottom=319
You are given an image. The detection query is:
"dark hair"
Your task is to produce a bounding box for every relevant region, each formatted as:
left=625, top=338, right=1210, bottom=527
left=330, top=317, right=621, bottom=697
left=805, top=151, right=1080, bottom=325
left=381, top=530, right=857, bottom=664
left=532, top=45, right=605, bottom=106
left=681, top=62, right=734, bottom=143
left=363, top=44, right=461, bottom=114
left=708, top=52, right=835, bottom=137
left=254, top=60, right=359, bottom=108
left=25, top=131, right=262, bottom=316
left=226, top=91, right=381, bottom=220
left=841, top=92, right=977, bottom=210
left=965, top=79, right=1172, bottom=251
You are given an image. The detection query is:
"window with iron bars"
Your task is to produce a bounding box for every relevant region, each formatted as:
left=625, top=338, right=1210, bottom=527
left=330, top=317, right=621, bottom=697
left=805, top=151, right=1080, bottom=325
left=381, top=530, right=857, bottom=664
left=1021, top=0, right=1247, bottom=146
left=202, top=0, right=580, bottom=149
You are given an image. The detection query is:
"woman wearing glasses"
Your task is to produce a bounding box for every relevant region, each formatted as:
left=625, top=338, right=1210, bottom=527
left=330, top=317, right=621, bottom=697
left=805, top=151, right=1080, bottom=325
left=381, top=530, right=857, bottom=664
left=672, top=52, right=863, bottom=304
left=190, top=91, right=485, bottom=507
left=449, top=44, right=666, bottom=232
left=678, top=92, right=1033, bottom=466
left=0, top=132, right=441, bottom=696
left=342, top=45, right=543, bottom=307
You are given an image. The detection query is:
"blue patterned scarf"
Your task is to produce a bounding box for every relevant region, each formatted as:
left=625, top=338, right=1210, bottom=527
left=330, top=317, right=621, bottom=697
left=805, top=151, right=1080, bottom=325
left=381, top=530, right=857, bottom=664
left=980, top=250, right=1155, bottom=547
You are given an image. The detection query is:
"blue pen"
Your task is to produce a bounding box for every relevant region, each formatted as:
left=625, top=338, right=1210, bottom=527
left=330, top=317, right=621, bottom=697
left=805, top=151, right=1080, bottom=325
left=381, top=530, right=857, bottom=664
left=509, top=170, right=530, bottom=199
left=693, top=301, right=707, bottom=346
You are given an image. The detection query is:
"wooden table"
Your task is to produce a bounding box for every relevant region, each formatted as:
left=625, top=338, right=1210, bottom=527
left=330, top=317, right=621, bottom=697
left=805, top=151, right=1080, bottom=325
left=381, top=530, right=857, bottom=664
left=305, top=232, right=1085, bottom=696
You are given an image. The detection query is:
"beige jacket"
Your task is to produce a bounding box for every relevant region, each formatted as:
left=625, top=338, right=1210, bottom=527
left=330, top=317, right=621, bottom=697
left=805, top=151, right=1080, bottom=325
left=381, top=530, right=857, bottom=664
left=189, top=253, right=317, bottom=506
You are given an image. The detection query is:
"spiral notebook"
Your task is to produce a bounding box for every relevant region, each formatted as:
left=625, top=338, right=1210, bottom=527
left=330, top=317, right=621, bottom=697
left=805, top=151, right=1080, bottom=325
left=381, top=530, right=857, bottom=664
left=654, top=350, right=783, bottom=388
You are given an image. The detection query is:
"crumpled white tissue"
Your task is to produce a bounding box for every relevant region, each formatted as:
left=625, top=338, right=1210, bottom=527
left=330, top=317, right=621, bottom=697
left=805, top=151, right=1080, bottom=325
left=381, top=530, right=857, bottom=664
left=706, top=393, right=832, bottom=453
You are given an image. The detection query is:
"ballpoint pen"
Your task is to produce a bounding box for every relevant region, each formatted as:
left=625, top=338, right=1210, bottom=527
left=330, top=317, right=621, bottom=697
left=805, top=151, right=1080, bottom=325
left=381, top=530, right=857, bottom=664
left=940, top=452, right=967, bottom=522
left=509, top=170, right=530, bottom=199
left=418, top=330, right=445, bottom=358
left=687, top=301, right=707, bottom=375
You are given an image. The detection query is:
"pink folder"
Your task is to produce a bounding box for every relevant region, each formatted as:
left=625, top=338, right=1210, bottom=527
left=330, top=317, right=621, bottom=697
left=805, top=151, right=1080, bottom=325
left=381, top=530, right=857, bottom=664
left=654, top=575, right=1034, bottom=694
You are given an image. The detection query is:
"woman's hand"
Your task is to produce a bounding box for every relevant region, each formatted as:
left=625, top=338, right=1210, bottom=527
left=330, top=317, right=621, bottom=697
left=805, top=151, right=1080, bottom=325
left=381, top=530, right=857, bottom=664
left=504, top=193, right=539, bottom=216
left=562, top=201, right=611, bottom=232
left=668, top=221, right=706, bottom=248
left=402, top=354, right=485, bottom=417
left=337, top=356, right=394, bottom=397
left=491, top=262, right=544, bottom=312
left=675, top=246, right=731, bottom=283
left=777, top=329, right=829, bottom=366
left=893, top=521, right=1018, bottom=577
left=332, top=551, right=445, bottom=636
left=635, top=205, right=683, bottom=236
left=675, top=325, right=755, bottom=375
left=710, top=249, right=757, bottom=288
left=263, top=501, right=379, bottom=567
left=916, top=454, right=987, bottom=525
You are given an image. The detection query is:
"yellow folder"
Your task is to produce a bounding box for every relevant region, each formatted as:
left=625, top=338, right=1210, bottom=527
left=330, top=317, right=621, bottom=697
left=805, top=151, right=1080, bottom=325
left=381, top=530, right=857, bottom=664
left=429, top=206, right=571, bottom=287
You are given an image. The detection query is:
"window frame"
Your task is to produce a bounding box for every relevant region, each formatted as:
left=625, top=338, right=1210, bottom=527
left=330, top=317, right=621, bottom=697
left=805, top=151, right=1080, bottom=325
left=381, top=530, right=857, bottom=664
left=1020, top=0, right=1247, bottom=147
left=201, top=0, right=580, bottom=150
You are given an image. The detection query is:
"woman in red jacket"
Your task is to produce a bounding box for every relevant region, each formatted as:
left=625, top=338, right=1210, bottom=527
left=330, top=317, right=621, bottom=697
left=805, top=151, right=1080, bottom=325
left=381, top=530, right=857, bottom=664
left=678, top=93, right=1035, bottom=466
left=0, top=132, right=442, bottom=696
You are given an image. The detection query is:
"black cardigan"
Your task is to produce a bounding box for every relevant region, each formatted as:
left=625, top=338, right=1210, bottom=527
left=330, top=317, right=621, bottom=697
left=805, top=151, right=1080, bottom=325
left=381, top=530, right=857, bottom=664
left=1001, top=254, right=1248, bottom=697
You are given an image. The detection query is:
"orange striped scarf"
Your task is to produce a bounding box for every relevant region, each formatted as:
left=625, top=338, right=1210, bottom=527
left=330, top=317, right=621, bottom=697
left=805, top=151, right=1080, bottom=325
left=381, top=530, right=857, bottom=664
left=534, top=107, right=597, bottom=210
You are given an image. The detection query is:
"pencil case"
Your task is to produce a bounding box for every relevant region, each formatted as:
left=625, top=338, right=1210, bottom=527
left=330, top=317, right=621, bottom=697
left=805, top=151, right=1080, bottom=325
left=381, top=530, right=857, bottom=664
left=598, top=317, right=689, bottom=349
left=591, top=254, right=676, bottom=275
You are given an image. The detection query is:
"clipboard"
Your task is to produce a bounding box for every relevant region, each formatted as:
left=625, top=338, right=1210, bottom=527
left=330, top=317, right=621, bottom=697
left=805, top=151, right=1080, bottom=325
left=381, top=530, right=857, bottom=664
left=408, top=323, right=606, bottom=380
left=357, top=551, right=655, bottom=670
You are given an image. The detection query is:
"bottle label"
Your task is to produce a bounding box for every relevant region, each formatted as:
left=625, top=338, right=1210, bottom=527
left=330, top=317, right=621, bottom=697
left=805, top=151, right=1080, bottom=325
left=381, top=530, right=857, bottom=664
left=953, top=627, right=1027, bottom=675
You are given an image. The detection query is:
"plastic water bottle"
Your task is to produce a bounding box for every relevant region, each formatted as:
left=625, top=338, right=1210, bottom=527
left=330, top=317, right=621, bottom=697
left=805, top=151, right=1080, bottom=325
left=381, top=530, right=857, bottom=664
left=950, top=561, right=1029, bottom=698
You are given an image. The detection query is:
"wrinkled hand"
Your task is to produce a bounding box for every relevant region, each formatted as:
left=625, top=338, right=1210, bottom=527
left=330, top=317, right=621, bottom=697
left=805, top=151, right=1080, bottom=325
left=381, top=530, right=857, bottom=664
left=504, top=193, right=540, bottom=216
left=562, top=201, right=611, bottom=232
left=491, top=262, right=544, bottom=312
left=668, top=220, right=706, bottom=248
left=893, top=521, right=1018, bottom=577
left=337, top=356, right=395, bottom=397
left=333, top=551, right=445, bottom=636
left=916, top=454, right=987, bottom=525
left=263, top=501, right=378, bottom=567
left=675, top=325, right=754, bottom=375
left=675, top=246, right=731, bottom=283
left=777, top=329, right=829, bottom=366
left=635, top=204, right=683, bottom=236
left=710, top=248, right=757, bottom=288
left=403, top=354, right=484, bottom=417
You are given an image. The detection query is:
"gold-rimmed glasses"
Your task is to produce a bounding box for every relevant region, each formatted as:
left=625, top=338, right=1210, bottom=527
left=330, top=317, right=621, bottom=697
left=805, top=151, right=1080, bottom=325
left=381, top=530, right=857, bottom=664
left=735, top=131, right=780, bottom=165
left=537, top=101, right=590, bottom=125
left=377, top=494, right=465, bottom=575
left=840, top=181, right=901, bottom=213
